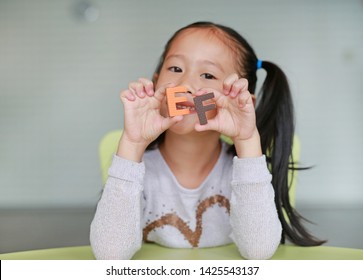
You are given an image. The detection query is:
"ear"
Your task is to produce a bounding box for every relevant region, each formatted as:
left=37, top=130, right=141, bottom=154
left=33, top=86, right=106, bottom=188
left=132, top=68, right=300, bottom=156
left=251, top=94, right=256, bottom=107
left=152, top=73, right=159, bottom=84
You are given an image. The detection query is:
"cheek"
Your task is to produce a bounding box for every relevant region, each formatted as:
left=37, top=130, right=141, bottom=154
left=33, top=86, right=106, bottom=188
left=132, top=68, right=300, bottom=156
left=214, top=80, right=225, bottom=93
left=155, top=68, right=172, bottom=87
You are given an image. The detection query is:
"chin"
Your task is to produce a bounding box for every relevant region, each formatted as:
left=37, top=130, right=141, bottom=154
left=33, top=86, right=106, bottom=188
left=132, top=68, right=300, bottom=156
left=169, top=123, right=195, bottom=135
left=169, top=115, right=198, bottom=134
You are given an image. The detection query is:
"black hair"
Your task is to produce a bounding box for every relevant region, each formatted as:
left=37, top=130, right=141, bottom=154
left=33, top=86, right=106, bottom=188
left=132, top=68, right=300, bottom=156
left=148, top=21, right=325, bottom=246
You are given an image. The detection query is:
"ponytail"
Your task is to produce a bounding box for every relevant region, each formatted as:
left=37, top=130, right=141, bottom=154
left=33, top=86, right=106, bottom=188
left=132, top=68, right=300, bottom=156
left=256, top=61, right=325, bottom=246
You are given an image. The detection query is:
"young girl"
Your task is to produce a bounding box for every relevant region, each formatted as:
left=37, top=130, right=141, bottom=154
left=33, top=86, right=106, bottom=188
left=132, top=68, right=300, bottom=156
left=90, top=21, right=324, bottom=260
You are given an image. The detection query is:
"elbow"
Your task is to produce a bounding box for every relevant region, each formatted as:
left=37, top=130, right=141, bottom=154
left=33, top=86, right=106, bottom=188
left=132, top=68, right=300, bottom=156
left=234, top=223, right=282, bottom=260
left=90, top=236, right=142, bottom=260
left=239, top=240, right=280, bottom=260
left=90, top=223, right=142, bottom=260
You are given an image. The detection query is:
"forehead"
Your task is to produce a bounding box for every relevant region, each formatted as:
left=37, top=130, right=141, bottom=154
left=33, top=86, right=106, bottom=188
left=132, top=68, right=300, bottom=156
left=166, top=28, right=237, bottom=70
left=169, top=28, right=232, bottom=52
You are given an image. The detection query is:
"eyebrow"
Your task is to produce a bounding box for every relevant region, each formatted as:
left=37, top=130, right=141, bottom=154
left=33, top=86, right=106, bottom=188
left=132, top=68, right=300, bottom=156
left=165, top=54, right=225, bottom=73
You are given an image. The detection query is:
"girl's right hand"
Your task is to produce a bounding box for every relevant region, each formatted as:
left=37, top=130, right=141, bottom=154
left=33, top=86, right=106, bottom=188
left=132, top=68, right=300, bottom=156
left=117, top=78, right=183, bottom=162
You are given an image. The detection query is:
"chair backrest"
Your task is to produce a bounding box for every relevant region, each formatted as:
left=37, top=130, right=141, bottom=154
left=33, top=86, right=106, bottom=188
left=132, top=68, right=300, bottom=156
left=99, top=130, right=299, bottom=206
left=99, top=130, right=123, bottom=184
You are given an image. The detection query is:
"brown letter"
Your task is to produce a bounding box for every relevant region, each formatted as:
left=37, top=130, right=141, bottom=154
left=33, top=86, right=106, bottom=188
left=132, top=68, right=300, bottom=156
left=193, top=92, right=216, bottom=125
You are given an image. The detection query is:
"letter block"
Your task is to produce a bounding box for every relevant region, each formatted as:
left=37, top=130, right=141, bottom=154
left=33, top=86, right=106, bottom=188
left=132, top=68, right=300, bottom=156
left=166, top=87, right=217, bottom=125
left=166, top=86, right=190, bottom=117
left=193, top=92, right=216, bottom=125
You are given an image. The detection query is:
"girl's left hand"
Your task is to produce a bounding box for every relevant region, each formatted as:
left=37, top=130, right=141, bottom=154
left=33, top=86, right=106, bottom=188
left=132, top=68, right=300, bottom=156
left=194, top=74, right=257, bottom=143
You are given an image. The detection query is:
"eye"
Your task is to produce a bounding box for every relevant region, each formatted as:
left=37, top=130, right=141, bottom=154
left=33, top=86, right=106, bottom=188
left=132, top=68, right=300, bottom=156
left=168, top=66, right=182, bottom=73
left=201, top=73, right=216, bottom=80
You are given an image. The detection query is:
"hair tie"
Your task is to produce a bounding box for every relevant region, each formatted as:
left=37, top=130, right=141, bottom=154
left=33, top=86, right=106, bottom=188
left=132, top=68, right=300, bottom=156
left=256, top=59, right=263, bottom=70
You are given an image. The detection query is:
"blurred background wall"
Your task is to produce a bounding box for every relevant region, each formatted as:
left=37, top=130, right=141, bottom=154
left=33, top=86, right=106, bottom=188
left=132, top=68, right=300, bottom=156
left=1, top=0, right=362, bottom=209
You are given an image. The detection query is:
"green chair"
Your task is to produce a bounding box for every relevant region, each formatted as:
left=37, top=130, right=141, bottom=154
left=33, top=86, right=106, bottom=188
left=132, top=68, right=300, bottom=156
left=99, top=130, right=123, bottom=185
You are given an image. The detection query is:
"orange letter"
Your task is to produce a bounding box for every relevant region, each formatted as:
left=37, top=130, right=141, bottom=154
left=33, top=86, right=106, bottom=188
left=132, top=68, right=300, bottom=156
left=166, top=86, right=190, bottom=117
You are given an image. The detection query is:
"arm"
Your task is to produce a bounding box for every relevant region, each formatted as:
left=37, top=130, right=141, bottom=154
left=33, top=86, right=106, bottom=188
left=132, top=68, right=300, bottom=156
left=91, top=78, right=181, bottom=259
left=231, top=127, right=281, bottom=259
left=195, top=75, right=281, bottom=259
left=90, top=155, right=145, bottom=259
left=229, top=155, right=282, bottom=260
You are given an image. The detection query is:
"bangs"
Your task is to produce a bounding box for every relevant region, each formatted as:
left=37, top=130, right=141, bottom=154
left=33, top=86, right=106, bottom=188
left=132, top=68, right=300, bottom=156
left=182, top=26, right=247, bottom=78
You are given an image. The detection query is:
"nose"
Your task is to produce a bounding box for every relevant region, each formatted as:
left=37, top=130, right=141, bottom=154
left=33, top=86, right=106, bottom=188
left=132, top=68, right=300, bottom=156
left=176, top=72, right=199, bottom=95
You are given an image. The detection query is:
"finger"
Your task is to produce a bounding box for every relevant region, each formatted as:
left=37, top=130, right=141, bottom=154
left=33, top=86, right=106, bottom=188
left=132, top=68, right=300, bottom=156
left=129, top=82, right=146, bottom=98
left=161, top=115, right=183, bottom=131
left=194, top=117, right=219, bottom=133
left=230, top=78, right=249, bottom=98
left=154, top=82, right=175, bottom=102
left=238, top=91, right=253, bottom=109
left=120, top=89, right=136, bottom=102
left=194, top=88, right=215, bottom=96
left=194, top=88, right=225, bottom=103
left=194, top=88, right=230, bottom=112
left=223, top=73, right=239, bottom=96
left=138, top=78, right=154, bottom=96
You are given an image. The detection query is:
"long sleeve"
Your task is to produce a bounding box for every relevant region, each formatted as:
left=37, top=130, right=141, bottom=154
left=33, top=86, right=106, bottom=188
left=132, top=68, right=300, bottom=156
left=90, top=155, right=145, bottom=260
left=230, top=155, right=282, bottom=260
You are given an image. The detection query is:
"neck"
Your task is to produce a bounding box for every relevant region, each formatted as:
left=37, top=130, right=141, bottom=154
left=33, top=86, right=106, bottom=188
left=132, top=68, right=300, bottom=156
left=159, top=131, right=221, bottom=188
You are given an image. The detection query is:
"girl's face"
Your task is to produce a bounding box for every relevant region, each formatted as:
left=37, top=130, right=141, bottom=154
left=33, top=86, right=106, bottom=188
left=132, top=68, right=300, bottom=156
left=155, top=28, right=238, bottom=134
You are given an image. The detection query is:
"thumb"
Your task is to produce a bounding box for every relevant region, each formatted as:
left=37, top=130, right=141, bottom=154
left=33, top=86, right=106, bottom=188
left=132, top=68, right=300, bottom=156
left=194, top=117, right=219, bottom=133
left=160, top=115, right=183, bottom=131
